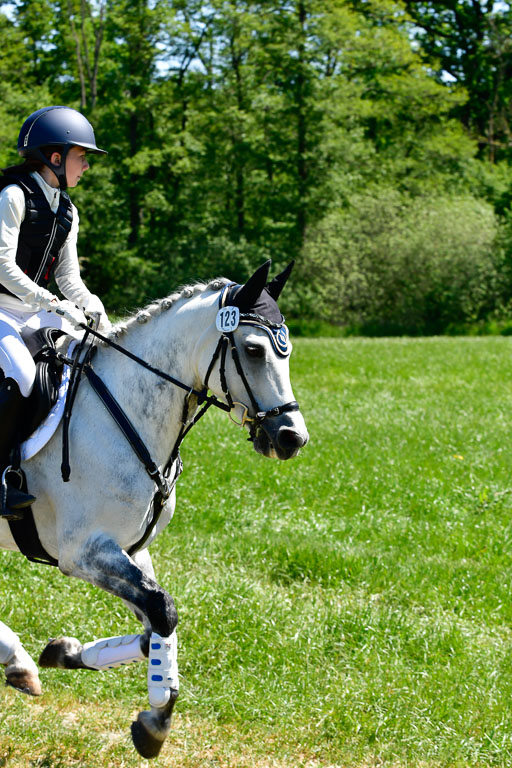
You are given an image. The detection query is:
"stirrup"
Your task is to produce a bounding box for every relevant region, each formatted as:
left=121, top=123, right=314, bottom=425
left=1, top=467, right=30, bottom=521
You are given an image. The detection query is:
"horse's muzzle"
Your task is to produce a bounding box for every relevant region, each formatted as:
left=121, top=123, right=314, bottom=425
left=251, top=412, right=309, bottom=460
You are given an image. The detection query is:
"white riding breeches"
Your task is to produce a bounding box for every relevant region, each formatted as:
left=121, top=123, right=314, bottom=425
left=0, top=306, right=81, bottom=397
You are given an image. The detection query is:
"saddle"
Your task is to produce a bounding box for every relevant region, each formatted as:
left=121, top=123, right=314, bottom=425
left=0, top=326, right=67, bottom=476
left=19, top=326, right=66, bottom=442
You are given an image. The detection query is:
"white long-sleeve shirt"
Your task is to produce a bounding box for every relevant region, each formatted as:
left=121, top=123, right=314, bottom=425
left=0, top=171, right=95, bottom=313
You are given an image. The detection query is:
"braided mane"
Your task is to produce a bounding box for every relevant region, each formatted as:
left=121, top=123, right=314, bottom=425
left=108, top=278, right=231, bottom=340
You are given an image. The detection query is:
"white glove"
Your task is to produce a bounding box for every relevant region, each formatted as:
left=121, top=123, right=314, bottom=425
left=84, top=294, right=112, bottom=335
left=51, top=299, right=87, bottom=330
left=98, top=313, right=112, bottom=334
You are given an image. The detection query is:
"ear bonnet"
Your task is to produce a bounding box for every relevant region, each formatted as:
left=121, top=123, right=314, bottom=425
left=218, top=260, right=294, bottom=356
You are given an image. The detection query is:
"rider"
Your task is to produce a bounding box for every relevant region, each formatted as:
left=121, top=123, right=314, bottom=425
left=0, top=106, right=111, bottom=520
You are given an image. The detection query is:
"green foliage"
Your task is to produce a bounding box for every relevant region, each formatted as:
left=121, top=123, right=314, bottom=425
left=1, top=0, right=512, bottom=329
left=404, top=0, right=512, bottom=163
left=299, top=189, right=504, bottom=334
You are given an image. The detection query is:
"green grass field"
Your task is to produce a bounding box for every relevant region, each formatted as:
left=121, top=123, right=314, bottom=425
left=2, top=337, right=512, bottom=767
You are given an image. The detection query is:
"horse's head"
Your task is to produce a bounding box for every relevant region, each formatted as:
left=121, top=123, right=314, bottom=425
left=199, top=261, right=309, bottom=460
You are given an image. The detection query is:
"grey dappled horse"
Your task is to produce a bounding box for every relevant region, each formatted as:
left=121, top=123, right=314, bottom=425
left=0, top=262, right=308, bottom=758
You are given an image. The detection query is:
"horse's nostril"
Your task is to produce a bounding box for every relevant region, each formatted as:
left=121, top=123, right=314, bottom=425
left=278, top=427, right=306, bottom=450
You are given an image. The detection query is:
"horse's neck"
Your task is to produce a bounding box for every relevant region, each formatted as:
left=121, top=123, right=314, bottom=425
left=92, top=292, right=216, bottom=465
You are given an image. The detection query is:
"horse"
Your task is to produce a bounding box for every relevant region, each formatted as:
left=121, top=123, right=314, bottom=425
left=0, top=261, right=309, bottom=758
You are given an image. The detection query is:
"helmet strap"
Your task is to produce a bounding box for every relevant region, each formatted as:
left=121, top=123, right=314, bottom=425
left=32, top=145, right=71, bottom=191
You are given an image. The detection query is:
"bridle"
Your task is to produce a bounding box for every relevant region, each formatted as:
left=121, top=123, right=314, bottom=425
left=202, top=284, right=299, bottom=437
left=204, top=300, right=299, bottom=440
left=205, top=329, right=299, bottom=435
left=72, top=288, right=299, bottom=439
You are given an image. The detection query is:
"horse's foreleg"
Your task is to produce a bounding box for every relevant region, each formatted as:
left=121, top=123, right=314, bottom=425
left=52, top=535, right=178, bottom=758
left=39, top=549, right=156, bottom=671
left=39, top=632, right=147, bottom=670
left=0, top=620, right=41, bottom=696
left=65, top=534, right=178, bottom=637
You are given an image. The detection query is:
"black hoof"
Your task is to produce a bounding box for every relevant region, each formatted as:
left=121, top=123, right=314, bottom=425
left=39, top=638, right=66, bottom=668
left=38, top=637, right=87, bottom=670
left=131, top=718, right=165, bottom=759
left=131, top=690, right=178, bottom=759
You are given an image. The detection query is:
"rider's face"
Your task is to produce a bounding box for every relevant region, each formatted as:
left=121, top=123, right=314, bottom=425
left=47, top=146, right=90, bottom=188
left=65, top=146, right=90, bottom=188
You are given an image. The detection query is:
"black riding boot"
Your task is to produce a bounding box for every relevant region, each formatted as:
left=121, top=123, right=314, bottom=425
left=0, top=377, right=36, bottom=520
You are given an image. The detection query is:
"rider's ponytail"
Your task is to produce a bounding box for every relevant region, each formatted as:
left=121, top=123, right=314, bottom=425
left=2, top=146, right=58, bottom=176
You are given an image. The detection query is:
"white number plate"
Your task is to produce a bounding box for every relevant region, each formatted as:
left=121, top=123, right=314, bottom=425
left=216, top=306, right=240, bottom=332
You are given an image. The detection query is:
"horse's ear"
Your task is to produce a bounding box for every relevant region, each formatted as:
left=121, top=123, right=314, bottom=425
left=267, top=260, right=295, bottom=301
left=233, top=261, right=272, bottom=311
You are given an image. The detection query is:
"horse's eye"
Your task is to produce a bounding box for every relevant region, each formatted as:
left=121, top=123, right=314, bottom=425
left=245, top=344, right=264, bottom=359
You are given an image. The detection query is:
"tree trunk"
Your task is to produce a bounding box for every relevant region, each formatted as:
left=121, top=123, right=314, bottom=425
left=296, top=0, right=307, bottom=243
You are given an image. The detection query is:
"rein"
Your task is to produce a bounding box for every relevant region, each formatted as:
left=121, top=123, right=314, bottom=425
left=76, top=324, right=221, bottom=406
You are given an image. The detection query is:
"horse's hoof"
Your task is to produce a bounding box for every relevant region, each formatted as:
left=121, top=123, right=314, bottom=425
left=39, top=636, right=86, bottom=669
left=131, top=691, right=178, bottom=759
left=5, top=670, right=42, bottom=696
left=131, top=717, right=165, bottom=759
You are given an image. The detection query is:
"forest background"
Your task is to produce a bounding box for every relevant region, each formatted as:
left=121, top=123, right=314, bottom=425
left=0, top=0, right=511, bottom=337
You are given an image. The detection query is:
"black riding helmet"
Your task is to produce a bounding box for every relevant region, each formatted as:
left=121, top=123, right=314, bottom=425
left=17, top=106, right=107, bottom=190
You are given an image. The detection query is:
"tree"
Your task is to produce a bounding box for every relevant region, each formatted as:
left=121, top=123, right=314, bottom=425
left=0, top=0, right=507, bottom=330
left=403, top=0, right=512, bottom=162
left=66, top=0, right=107, bottom=110
left=0, top=6, right=54, bottom=167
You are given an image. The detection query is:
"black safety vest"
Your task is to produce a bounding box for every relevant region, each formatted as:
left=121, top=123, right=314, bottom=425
left=0, top=170, right=73, bottom=298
